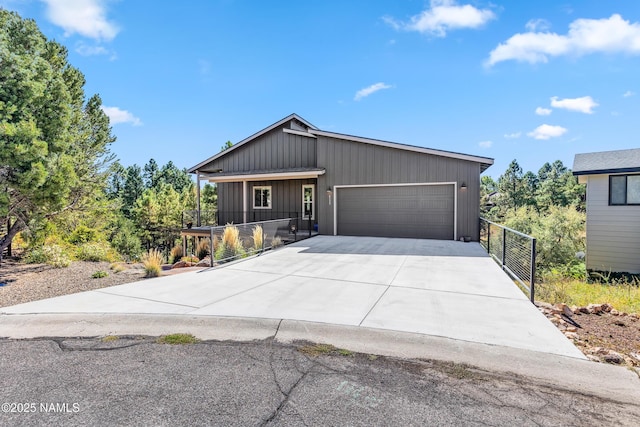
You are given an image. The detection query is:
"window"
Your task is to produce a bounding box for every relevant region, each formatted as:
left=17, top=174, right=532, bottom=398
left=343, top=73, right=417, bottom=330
left=253, top=186, right=271, bottom=209
left=609, top=175, right=640, bottom=205
left=302, top=185, right=315, bottom=220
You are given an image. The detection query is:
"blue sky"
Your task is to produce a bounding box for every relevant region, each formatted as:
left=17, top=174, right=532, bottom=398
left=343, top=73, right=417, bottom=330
left=3, top=0, right=640, bottom=178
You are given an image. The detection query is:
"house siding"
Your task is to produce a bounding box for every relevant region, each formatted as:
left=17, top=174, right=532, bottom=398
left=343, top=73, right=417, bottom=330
left=217, top=179, right=316, bottom=226
left=315, top=135, right=481, bottom=240
left=584, top=174, right=640, bottom=274
left=198, top=125, right=317, bottom=173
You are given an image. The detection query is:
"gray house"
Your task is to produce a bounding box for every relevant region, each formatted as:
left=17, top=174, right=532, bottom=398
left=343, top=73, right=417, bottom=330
left=573, top=148, right=640, bottom=274
left=188, top=114, right=493, bottom=241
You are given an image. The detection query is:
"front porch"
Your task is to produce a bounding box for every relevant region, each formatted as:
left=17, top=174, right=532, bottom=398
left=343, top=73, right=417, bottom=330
left=191, top=167, right=325, bottom=230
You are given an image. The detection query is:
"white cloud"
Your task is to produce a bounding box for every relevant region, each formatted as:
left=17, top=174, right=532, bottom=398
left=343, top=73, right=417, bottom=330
left=354, top=82, right=392, bottom=101
left=478, top=140, right=493, bottom=148
left=383, top=0, right=495, bottom=37
left=101, top=106, right=142, bottom=126
left=623, top=90, right=635, bottom=97
left=525, top=18, right=551, bottom=32
left=535, top=107, right=552, bottom=116
left=42, top=0, right=119, bottom=41
left=550, top=96, right=598, bottom=114
left=486, top=14, right=640, bottom=66
left=527, top=124, right=567, bottom=140
left=504, top=132, right=522, bottom=139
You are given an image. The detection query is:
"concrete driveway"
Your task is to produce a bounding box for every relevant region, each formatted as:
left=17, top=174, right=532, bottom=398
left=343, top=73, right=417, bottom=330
left=1, top=236, right=584, bottom=359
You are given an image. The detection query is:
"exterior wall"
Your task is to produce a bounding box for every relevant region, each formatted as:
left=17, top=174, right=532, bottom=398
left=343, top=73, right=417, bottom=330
left=217, top=179, right=316, bottom=227
left=315, top=136, right=481, bottom=240
left=199, top=125, right=317, bottom=173
left=584, top=174, right=640, bottom=274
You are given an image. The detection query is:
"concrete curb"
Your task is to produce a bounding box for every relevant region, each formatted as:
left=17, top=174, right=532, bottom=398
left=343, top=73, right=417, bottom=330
left=1, top=313, right=638, bottom=405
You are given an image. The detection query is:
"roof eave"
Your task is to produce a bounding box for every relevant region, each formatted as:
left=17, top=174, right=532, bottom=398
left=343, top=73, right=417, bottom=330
left=308, top=129, right=494, bottom=167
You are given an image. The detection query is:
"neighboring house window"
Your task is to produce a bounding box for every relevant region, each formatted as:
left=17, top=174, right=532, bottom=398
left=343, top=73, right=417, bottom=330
left=302, top=185, right=315, bottom=220
left=609, top=175, right=640, bottom=205
left=254, top=186, right=271, bottom=209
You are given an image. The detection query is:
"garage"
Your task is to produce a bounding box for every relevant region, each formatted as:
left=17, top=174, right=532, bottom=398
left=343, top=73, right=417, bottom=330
left=335, top=184, right=455, bottom=240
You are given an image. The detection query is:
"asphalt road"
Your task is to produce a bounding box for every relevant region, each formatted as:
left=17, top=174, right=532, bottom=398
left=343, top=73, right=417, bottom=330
left=1, top=336, right=638, bottom=426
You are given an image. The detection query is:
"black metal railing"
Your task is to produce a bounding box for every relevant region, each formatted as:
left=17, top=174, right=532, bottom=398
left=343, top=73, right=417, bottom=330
left=183, top=210, right=314, bottom=229
left=480, top=218, right=537, bottom=303
left=181, top=216, right=315, bottom=265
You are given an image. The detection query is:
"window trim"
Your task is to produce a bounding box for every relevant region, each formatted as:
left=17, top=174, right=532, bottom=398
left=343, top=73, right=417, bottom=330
left=253, top=186, right=272, bottom=209
left=609, top=174, right=640, bottom=206
left=302, top=184, right=315, bottom=220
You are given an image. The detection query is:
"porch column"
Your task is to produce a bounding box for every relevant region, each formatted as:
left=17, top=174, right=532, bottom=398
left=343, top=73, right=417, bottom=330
left=196, top=171, right=201, bottom=227
left=242, top=180, right=247, bottom=224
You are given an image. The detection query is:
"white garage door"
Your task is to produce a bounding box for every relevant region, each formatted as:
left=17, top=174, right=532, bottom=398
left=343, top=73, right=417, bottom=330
left=336, top=184, right=455, bottom=240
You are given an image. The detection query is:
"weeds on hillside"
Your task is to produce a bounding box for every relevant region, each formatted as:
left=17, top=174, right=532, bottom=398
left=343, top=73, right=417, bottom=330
left=537, top=273, right=640, bottom=313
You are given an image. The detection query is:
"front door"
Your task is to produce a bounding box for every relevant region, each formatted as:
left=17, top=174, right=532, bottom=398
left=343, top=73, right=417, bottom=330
left=302, top=184, right=315, bottom=220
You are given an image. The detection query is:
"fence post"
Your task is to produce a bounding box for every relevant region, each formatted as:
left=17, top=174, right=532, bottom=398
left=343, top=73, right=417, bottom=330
left=486, top=221, right=490, bottom=254
left=501, top=227, right=506, bottom=270
left=530, top=238, right=536, bottom=303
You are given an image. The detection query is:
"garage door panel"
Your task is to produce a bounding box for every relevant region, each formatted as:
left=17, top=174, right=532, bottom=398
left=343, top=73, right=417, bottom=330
left=337, top=185, right=454, bottom=239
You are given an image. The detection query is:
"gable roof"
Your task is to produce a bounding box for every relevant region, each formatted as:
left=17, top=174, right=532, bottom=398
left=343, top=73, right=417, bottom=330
left=573, top=148, right=640, bottom=176
left=188, top=114, right=317, bottom=173
left=188, top=113, right=494, bottom=173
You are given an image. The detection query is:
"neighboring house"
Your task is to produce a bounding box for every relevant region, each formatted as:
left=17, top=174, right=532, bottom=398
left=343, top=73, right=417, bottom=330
left=188, top=114, right=493, bottom=241
left=573, top=148, right=640, bottom=274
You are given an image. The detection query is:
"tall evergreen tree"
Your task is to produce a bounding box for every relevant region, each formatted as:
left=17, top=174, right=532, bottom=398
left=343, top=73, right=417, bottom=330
left=0, top=10, right=115, bottom=255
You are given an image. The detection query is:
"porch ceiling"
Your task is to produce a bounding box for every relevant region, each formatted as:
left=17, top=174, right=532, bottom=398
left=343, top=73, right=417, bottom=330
left=200, top=167, right=326, bottom=183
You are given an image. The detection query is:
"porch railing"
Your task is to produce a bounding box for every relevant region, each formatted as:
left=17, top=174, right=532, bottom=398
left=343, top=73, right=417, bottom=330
left=181, top=217, right=314, bottom=265
left=183, top=210, right=311, bottom=228
left=479, top=218, right=537, bottom=303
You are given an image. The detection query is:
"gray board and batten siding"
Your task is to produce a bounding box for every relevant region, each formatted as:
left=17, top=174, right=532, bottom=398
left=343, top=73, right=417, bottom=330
left=191, top=115, right=492, bottom=241
left=315, top=133, right=483, bottom=239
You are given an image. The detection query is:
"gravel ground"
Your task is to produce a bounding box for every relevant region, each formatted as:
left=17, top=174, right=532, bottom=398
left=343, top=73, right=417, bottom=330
left=0, top=259, right=147, bottom=308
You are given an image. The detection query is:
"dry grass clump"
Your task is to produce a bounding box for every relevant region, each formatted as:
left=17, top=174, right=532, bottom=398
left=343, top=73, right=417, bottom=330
left=170, top=245, right=184, bottom=264
left=252, top=225, right=264, bottom=252
left=142, top=249, right=163, bottom=277
left=196, top=238, right=210, bottom=260
left=215, top=224, right=246, bottom=262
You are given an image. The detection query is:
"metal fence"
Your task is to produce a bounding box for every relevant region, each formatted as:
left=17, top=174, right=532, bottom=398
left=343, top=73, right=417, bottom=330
left=183, top=210, right=312, bottom=228
left=181, top=217, right=314, bottom=265
left=479, top=217, right=537, bottom=303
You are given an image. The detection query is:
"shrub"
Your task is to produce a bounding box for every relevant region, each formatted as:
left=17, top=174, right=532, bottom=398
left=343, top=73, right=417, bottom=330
left=215, top=224, right=246, bottom=262
left=110, top=263, right=126, bottom=273
left=181, top=255, right=199, bottom=264
left=25, top=244, right=71, bottom=268
left=110, top=218, right=142, bottom=262
left=170, top=245, right=184, bottom=264
left=252, top=225, right=264, bottom=252
left=195, top=238, right=210, bottom=261
left=76, top=242, right=111, bottom=262
left=92, top=270, right=108, bottom=279
left=503, top=206, right=585, bottom=274
left=68, top=225, right=98, bottom=245
left=142, top=249, right=163, bottom=277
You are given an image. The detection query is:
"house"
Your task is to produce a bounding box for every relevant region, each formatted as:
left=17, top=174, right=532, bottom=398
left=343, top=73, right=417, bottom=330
left=188, top=114, right=493, bottom=241
left=573, top=148, right=640, bottom=274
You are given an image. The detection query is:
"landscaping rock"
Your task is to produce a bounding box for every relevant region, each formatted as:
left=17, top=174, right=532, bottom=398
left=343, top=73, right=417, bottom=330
left=603, top=351, right=624, bottom=365
left=586, top=304, right=602, bottom=314
left=195, top=258, right=211, bottom=267
left=610, top=309, right=619, bottom=316
left=172, top=261, right=196, bottom=269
